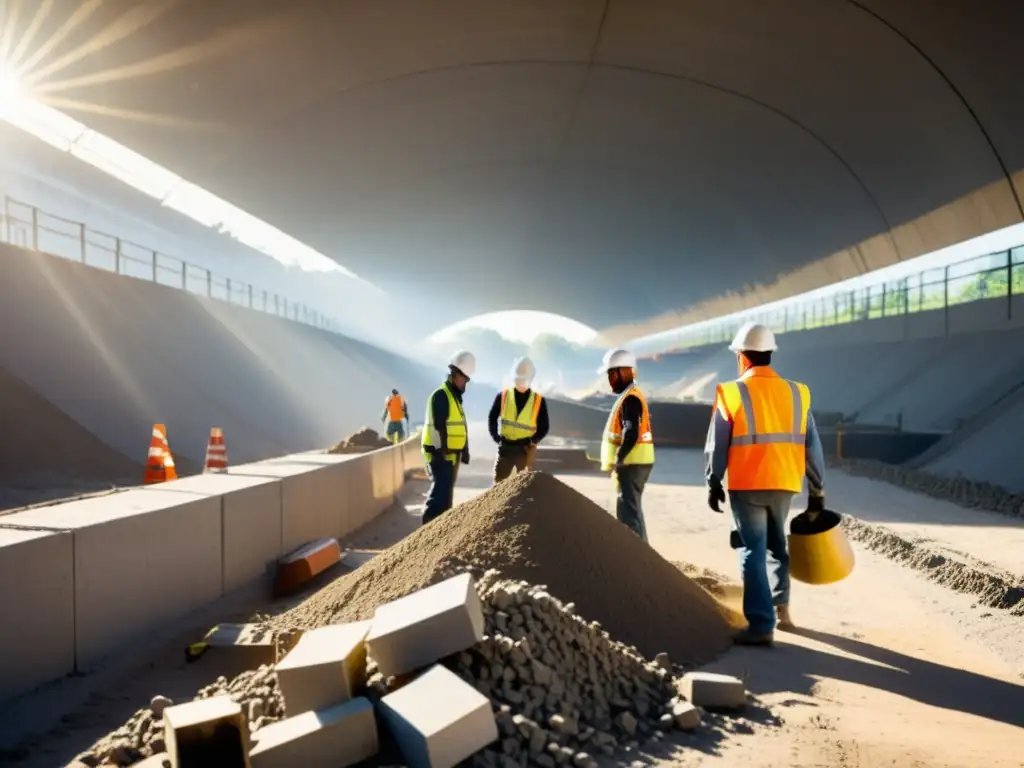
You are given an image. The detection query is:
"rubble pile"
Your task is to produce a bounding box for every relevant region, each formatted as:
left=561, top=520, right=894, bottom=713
left=328, top=427, right=391, bottom=454
left=838, top=458, right=1024, bottom=518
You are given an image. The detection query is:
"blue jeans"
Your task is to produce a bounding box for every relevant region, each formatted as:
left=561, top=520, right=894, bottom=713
left=729, top=490, right=794, bottom=634
left=422, top=455, right=459, bottom=524
left=615, top=464, right=652, bottom=543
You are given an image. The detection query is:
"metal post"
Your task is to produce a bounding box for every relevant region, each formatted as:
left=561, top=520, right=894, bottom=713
left=1007, top=249, right=1013, bottom=320
left=152, top=251, right=158, bottom=282
left=207, top=270, right=212, bottom=297
left=226, top=278, right=232, bottom=304
left=943, top=265, right=950, bottom=336
left=115, top=237, right=122, bottom=274
left=881, top=282, right=887, bottom=317
left=836, top=421, right=844, bottom=461
left=31, top=207, right=38, bottom=251
left=275, top=295, right=280, bottom=315
left=248, top=284, right=253, bottom=308
left=79, top=223, right=87, bottom=263
left=903, top=278, right=909, bottom=315
left=181, top=261, right=187, bottom=290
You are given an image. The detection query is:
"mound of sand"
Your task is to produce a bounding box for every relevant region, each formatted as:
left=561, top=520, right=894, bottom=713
left=0, top=364, right=141, bottom=491
left=278, top=471, right=732, bottom=665
left=327, top=427, right=391, bottom=453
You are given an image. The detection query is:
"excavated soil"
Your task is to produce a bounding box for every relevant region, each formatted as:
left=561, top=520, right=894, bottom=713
left=841, top=516, right=1024, bottom=616
left=279, top=471, right=733, bottom=666
left=328, top=427, right=391, bottom=454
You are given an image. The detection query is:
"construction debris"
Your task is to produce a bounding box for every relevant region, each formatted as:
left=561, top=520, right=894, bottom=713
left=678, top=672, right=746, bottom=710
left=248, top=697, right=378, bottom=768
left=162, top=695, right=249, bottom=767
left=275, top=622, right=370, bottom=715
left=328, top=428, right=391, bottom=454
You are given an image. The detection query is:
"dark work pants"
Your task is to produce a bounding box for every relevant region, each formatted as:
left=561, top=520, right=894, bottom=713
left=422, top=456, right=460, bottom=525
left=492, top=444, right=537, bottom=484
left=615, top=464, right=652, bottom=542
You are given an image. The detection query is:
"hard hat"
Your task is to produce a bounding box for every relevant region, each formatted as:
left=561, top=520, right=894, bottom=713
left=448, top=349, right=476, bottom=378
left=512, top=356, right=535, bottom=382
left=728, top=322, right=777, bottom=353
left=597, top=348, right=637, bottom=374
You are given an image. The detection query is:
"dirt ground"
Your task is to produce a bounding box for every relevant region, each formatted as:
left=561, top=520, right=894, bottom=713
left=1, top=436, right=1022, bottom=767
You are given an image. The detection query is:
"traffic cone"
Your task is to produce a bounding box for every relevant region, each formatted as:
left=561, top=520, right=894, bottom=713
left=144, top=423, right=178, bottom=484
left=204, top=427, right=228, bottom=473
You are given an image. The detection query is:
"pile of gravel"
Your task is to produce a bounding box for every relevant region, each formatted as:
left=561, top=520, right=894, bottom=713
left=328, top=427, right=391, bottom=454
left=837, top=458, right=1024, bottom=519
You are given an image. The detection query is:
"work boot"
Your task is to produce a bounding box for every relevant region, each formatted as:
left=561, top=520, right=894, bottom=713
left=733, top=628, right=774, bottom=647
left=776, top=605, right=795, bottom=631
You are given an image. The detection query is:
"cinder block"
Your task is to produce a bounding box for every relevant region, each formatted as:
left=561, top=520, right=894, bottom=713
left=0, top=527, right=74, bottom=702
left=367, top=572, right=485, bottom=677
left=377, top=664, right=498, bottom=768
left=164, top=694, right=250, bottom=768
left=249, top=697, right=377, bottom=768
left=273, top=538, right=341, bottom=597
left=192, top=623, right=276, bottom=679
left=671, top=700, right=701, bottom=730
left=275, top=621, right=370, bottom=716
left=679, top=672, right=746, bottom=710
left=0, top=487, right=221, bottom=668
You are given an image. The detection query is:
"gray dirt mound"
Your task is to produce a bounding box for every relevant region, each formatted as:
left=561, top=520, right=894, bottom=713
left=328, top=427, right=391, bottom=454
left=278, top=471, right=733, bottom=665
left=841, top=516, right=1024, bottom=615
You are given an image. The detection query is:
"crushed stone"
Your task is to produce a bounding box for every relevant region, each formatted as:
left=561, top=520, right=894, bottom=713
left=328, top=427, right=391, bottom=454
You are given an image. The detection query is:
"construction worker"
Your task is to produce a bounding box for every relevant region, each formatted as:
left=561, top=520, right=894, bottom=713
left=704, top=321, right=825, bottom=646
left=598, top=348, right=655, bottom=541
left=421, top=350, right=476, bottom=525
left=381, top=388, right=409, bottom=443
left=488, top=356, right=550, bottom=483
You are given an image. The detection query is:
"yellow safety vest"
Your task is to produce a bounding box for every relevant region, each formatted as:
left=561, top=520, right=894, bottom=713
left=422, top=383, right=467, bottom=463
left=500, top=389, right=542, bottom=441
left=600, top=385, right=655, bottom=471
left=716, top=366, right=810, bottom=493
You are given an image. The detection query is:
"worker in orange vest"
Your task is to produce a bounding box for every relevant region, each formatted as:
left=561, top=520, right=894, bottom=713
left=704, top=322, right=825, bottom=646
left=381, top=388, right=409, bottom=443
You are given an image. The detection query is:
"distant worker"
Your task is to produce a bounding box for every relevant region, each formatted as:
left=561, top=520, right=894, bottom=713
left=488, top=356, right=550, bottom=483
left=704, top=322, right=825, bottom=646
left=421, top=350, right=476, bottom=525
left=381, top=388, right=409, bottom=443
left=598, top=348, right=655, bottom=541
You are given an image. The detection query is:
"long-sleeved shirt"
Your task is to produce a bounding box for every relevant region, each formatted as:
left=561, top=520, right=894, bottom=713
left=704, top=379, right=825, bottom=496
left=614, top=390, right=644, bottom=466
left=427, top=382, right=468, bottom=456
left=488, top=389, right=551, bottom=446
left=381, top=396, right=409, bottom=423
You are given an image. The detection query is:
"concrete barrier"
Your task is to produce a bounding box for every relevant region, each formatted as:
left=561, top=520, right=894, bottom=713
left=0, top=440, right=414, bottom=704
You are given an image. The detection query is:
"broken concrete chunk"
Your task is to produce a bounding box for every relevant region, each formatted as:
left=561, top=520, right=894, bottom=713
left=671, top=700, right=701, bottom=730
left=249, top=697, right=377, bottom=768
left=679, top=672, right=745, bottom=710
left=377, top=664, right=498, bottom=768
left=367, top=572, right=485, bottom=677
left=163, top=695, right=250, bottom=768
left=275, top=621, right=370, bottom=716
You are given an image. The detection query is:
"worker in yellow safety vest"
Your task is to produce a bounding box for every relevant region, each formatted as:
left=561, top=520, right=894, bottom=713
left=421, top=350, right=476, bottom=524
left=704, top=322, right=826, bottom=646
left=488, top=356, right=550, bottom=483
left=381, top=388, right=409, bottom=443
left=598, top=348, right=655, bottom=542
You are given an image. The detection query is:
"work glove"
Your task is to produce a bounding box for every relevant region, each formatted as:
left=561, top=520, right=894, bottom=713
left=707, top=481, right=726, bottom=513
left=460, top=450, right=470, bottom=465
left=806, top=494, right=825, bottom=514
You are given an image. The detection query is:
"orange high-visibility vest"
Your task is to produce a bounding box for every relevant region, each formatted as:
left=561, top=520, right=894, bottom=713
left=386, top=394, right=405, bottom=421
left=716, top=367, right=810, bottom=493
left=600, top=385, right=655, bottom=471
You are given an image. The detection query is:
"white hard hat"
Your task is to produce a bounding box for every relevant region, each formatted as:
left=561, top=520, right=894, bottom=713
left=597, top=348, right=637, bottom=374
left=448, top=349, right=476, bottom=377
left=512, top=356, right=535, bottom=383
left=728, top=322, right=777, bottom=353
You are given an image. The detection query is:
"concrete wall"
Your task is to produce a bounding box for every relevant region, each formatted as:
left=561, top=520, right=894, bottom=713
left=0, top=438, right=424, bottom=703
left=0, top=243, right=440, bottom=471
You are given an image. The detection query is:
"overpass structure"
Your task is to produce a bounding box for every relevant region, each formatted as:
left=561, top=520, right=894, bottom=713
left=1, top=3, right=1023, bottom=766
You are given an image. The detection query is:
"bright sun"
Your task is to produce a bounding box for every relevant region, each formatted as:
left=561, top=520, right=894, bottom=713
left=0, top=69, right=21, bottom=109
left=428, top=310, right=599, bottom=346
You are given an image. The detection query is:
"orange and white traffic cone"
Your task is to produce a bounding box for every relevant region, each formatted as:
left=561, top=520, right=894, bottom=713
left=204, top=427, right=228, bottom=473
left=144, top=423, right=178, bottom=484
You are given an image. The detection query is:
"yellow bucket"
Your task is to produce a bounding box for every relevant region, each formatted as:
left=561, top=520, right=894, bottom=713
left=787, top=509, right=855, bottom=585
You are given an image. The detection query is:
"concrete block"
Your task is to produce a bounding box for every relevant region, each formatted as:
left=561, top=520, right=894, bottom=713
left=378, top=664, right=498, bottom=768
left=367, top=572, right=485, bottom=677
left=273, top=537, right=341, bottom=597
left=275, top=621, right=370, bottom=716
left=158, top=473, right=283, bottom=593
left=231, top=454, right=358, bottom=551
left=164, top=694, right=250, bottom=768
left=193, top=623, right=277, bottom=679
left=679, top=672, right=746, bottom=710
left=1, top=487, right=222, bottom=668
left=249, top=697, right=377, bottom=768
left=671, top=700, right=701, bottom=730
left=0, top=527, right=74, bottom=702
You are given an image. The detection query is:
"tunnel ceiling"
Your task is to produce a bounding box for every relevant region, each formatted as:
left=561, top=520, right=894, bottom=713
left=17, top=0, right=1024, bottom=341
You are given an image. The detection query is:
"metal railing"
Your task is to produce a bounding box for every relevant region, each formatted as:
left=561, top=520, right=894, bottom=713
left=653, top=244, right=1024, bottom=354
left=0, top=195, right=346, bottom=333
